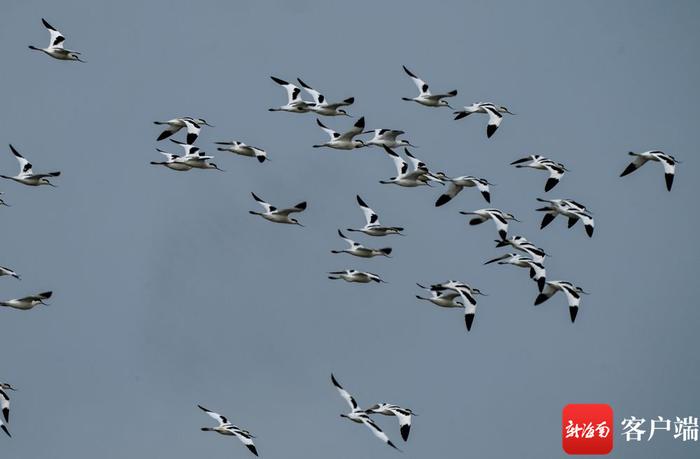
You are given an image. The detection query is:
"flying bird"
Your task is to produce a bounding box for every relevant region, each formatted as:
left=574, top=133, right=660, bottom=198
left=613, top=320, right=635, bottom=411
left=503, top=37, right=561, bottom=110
left=347, top=195, right=404, bottom=236
left=331, top=230, right=392, bottom=258
left=313, top=117, right=366, bottom=150
left=494, top=236, right=548, bottom=263
left=297, top=78, right=354, bottom=116
left=28, top=18, right=84, bottom=62
left=401, top=66, right=457, bottom=108
left=459, top=208, right=520, bottom=240
left=536, top=198, right=594, bottom=237
left=534, top=281, right=589, bottom=323
left=215, top=141, right=269, bottom=163
left=0, top=266, right=20, bottom=280
left=620, top=150, right=679, bottom=191
left=0, top=291, right=52, bottom=310
left=433, top=174, right=493, bottom=206
left=379, top=147, right=439, bottom=187
left=364, top=404, right=415, bottom=442
left=249, top=192, right=306, bottom=226
left=268, top=76, right=313, bottom=113
left=363, top=129, right=416, bottom=148
left=168, top=140, right=223, bottom=171
left=328, top=269, right=385, bottom=283
left=1, top=145, right=60, bottom=187
left=198, top=405, right=258, bottom=456
left=0, top=383, right=14, bottom=425
left=484, top=253, right=547, bottom=292
left=153, top=117, right=212, bottom=144
left=331, top=374, right=400, bottom=450
left=150, top=150, right=192, bottom=172
left=453, top=103, right=514, bottom=138
left=420, top=282, right=485, bottom=331
left=510, top=155, right=568, bottom=191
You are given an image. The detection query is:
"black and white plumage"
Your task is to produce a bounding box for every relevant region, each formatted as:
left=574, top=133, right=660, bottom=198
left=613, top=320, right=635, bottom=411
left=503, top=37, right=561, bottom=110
left=198, top=405, right=258, bottom=456
left=0, top=266, right=20, bottom=280
left=331, top=374, right=400, bottom=451
left=1, top=145, right=60, bottom=187
left=313, top=117, right=366, bottom=150
left=534, top=281, right=589, bottom=323
left=249, top=193, right=306, bottom=226
left=484, top=253, right=547, bottom=292
left=347, top=195, right=404, bottom=236
left=421, top=281, right=485, bottom=331
left=331, top=230, right=392, bottom=258
left=415, top=283, right=463, bottom=308
left=459, top=208, right=520, bottom=240
left=215, top=141, right=269, bottom=163
left=28, top=18, right=84, bottom=62
left=328, top=269, right=385, bottom=284
left=297, top=78, right=354, bottom=116
left=453, top=103, right=515, bottom=138
left=401, top=66, right=457, bottom=108
left=168, top=141, right=223, bottom=171
left=433, top=173, right=493, bottom=206
left=364, top=404, right=415, bottom=442
left=620, top=150, right=679, bottom=191
left=0, top=383, right=14, bottom=428
left=363, top=129, right=415, bottom=148
left=268, top=76, right=312, bottom=113
left=153, top=117, right=212, bottom=144
left=494, top=235, right=548, bottom=263
left=0, top=291, right=52, bottom=310
left=379, top=147, right=439, bottom=187
left=150, top=149, right=192, bottom=172
left=536, top=198, right=594, bottom=238
left=511, top=155, right=568, bottom=192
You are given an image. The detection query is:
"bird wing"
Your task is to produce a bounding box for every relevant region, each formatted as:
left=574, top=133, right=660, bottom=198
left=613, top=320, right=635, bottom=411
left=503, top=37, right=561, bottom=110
left=360, top=416, right=399, bottom=449
left=435, top=182, right=462, bottom=207
left=316, top=119, right=340, bottom=141
left=620, top=153, right=649, bottom=177
left=403, top=65, right=430, bottom=95
left=659, top=155, right=676, bottom=190
left=251, top=193, right=275, bottom=213
left=270, top=76, right=303, bottom=105
left=8, top=145, right=33, bottom=176
left=474, top=179, right=491, bottom=202
left=337, top=229, right=359, bottom=248
left=402, top=149, right=428, bottom=174
left=230, top=428, right=258, bottom=456
left=560, top=284, right=581, bottom=308
left=377, top=129, right=404, bottom=141
left=42, top=18, right=66, bottom=49
left=297, top=78, right=325, bottom=105
left=382, top=146, right=409, bottom=176
left=182, top=119, right=202, bottom=145
left=198, top=405, right=228, bottom=426
left=337, top=117, right=365, bottom=142
left=331, top=374, right=358, bottom=411
left=482, top=105, right=503, bottom=138
left=0, top=388, right=9, bottom=423
left=534, top=282, right=557, bottom=305
left=356, top=195, right=380, bottom=227
left=274, top=201, right=306, bottom=216
left=489, top=211, right=510, bottom=238
left=544, top=164, right=565, bottom=191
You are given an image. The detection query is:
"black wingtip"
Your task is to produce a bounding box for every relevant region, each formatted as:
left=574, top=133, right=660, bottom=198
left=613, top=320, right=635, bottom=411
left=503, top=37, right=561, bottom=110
left=186, top=134, right=197, bottom=145
left=247, top=444, right=259, bottom=456
left=270, top=76, right=288, bottom=85
left=585, top=225, right=594, bottom=238
left=400, top=424, right=410, bottom=441
left=296, top=201, right=307, bottom=210
left=482, top=191, right=491, bottom=203
left=569, top=306, right=579, bottom=323
left=537, top=277, right=545, bottom=292
left=620, top=163, right=637, bottom=177
left=257, top=155, right=266, bottom=163
left=665, top=173, right=674, bottom=191
left=354, top=117, right=365, bottom=129
left=356, top=195, right=367, bottom=207
left=343, top=97, right=355, bottom=104
left=534, top=294, right=548, bottom=305
left=402, top=65, right=416, bottom=78
left=544, top=178, right=558, bottom=192
left=435, top=194, right=450, bottom=207
left=540, top=214, right=555, bottom=229
left=486, top=124, right=497, bottom=138
left=453, top=112, right=468, bottom=121
left=464, top=313, right=475, bottom=331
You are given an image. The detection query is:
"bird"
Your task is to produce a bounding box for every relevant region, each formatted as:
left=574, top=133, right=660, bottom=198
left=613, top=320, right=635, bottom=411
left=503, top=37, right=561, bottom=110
left=494, top=235, right=548, bottom=263
left=459, top=208, right=520, bottom=240
left=379, top=146, right=439, bottom=187
left=421, top=281, right=485, bottom=331
left=150, top=150, right=192, bottom=172
left=198, top=405, right=258, bottom=456
left=249, top=192, right=306, bottom=226
left=215, top=141, right=269, bottom=163
left=401, top=65, right=457, bottom=108
left=362, top=129, right=416, bottom=148
left=168, top=141, right=223, bottom=171
left=364, top=404, right=415, bottom=442
left=433, top=174, right=493, bottom=206
left=0, top=291, right=52, bottom=310
left=415, top=283, right=463, bottom=308
left=313, top=117, right=366, bottom=150
left=0, top=266, right=20, bottom=280
left=484, top=253, right=547, bottom=292
left=328, top=269, right=385, bottom=283
left=1, top=145, right=60, bottom=187
left=0, top=383, right=14, bottom=425
left=28, top=18, right=85, bottom=62
left=153, top=117, right=212, bottom=144
left=534, top=281, right=589, bottom=323
left=331, top=374, right=400, bottom=450
left=620, top=150, right=680, bottom=191
left=331, top=230, right=392, bottom=258
left=453, top=103, right=515, bottom=138
left=510, top=155, right=568, bottom=192
left=536, top=198, right=594, bottom=237
left=268, top=76, right=313, bottom=113
left=347, top=195, right=404, bottom=236
left=297, top=78, right=354, bottom=116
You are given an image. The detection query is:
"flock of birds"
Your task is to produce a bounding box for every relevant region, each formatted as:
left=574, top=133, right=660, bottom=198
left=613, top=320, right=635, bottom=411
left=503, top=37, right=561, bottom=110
left=1, top=18, right=683, bottom=454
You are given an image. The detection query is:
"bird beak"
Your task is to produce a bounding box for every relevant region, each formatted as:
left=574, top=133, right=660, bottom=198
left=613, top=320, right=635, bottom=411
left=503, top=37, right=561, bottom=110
left=483, top=257, right=502, bottom=265
left=512, top=217, right=522, bottom=222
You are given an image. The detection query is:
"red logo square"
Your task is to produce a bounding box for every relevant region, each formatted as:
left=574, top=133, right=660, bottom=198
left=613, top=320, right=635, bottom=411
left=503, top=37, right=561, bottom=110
left=562, top=404, right=614, bottom=455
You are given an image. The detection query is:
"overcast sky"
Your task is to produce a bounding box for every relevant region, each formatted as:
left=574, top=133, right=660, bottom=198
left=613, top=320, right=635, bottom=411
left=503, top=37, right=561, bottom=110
left=1, top=1, right=699, bottom=458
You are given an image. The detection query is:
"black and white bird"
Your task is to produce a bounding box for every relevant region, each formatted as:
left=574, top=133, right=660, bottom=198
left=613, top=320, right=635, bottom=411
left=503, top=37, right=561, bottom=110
left=401, top=66, right=457, bottom=108
left=534, top=281, right=589, bottom=323
left=510, top=155, right=568, bottom=192
left=364, top=404, right=415, bottom=442
left=379, top=146, right=439, bottom=187
left=494, top=235, right=548, bottom=263
left=331, top=374, right=400, bottom=450
left=331, top=230, right=392, bottom=258
left=459, top=208, right=520, bottom=240
left=433, top=173, right=493, bottom=206
left=249, top=193, right=306, bottom=226
left=453, top=103, right=515, bottom=138
left=421, top=281, right=485, bottom=331
left=362, top=129, right=416, bottom=148
left=536, top=198, right=594, bottom=237
left=415, top=283, right=463, bottom=309
left=484, top=253, right=547, bottom=292
left=0, top=383, right=14, bottom=428
left=0, top=266, right=20, bottom=280
left=313, top=117, right=366, bottom=150
left=347, top=195, right=404, bottom=236
left=150, top=150, right=192, bottom=172
left=1, top=145, right=60, bottom=187
left=297, top=78, right=354, bottom=116
left=268, top=76, right=313, bottom=113
left=169, top=141, right=223, bottom=171
left=153, top=117, right=212, bottom=144
left=328, top=269, right=385, bottom=284
left=215, top=141, right=269, bottom=163
left=0, top=291, right=52, bottom=310
left=620, top=150, right=680, bottom=191
left=28, top=18, right=84, bottom=62
left=198, top=405, right=258, bottom=456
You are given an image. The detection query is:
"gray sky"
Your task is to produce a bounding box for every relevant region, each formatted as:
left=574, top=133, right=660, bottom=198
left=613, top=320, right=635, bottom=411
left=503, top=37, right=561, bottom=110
left=1, top=1, right=699, bottom=458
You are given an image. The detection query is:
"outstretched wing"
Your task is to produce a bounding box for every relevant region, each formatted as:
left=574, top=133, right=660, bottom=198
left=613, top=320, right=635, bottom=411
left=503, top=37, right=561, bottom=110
left=331, top=374, right=358, bottom=411
left=337, top=117, right=365, bottom=142
left=356, top=195, right=380, bottom=227
left=382, top=146, right=408, bottom=176
left=42, top=18, right=66, bottom=49
left=316, top=119, right=339, bottom=140
left=9, top=144, right=33, bottom=176
left=270, top=76, right=303, bottom=104
left=297, top=78, right=325, bottom=105
left=403, top=65, right=430, bottom=95
left=275, top=201, right=307, bottom=216
left=251, top=192, right=275, bottom=213
left=198, top=405, right=228, bottom=426
left=482, top=105, right=503, bottom=138
left=361, top=416, right=400, bottom=450
left=0, top=387, right=9, bottom=423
